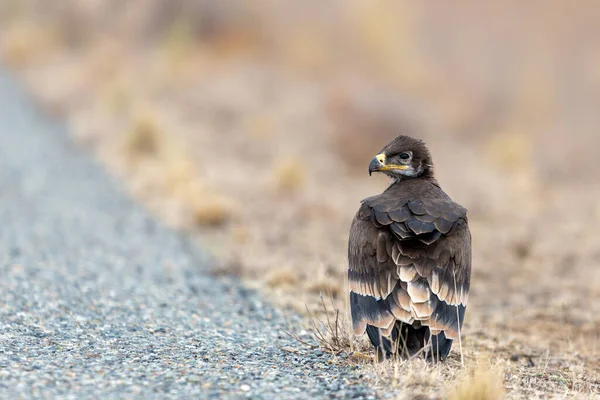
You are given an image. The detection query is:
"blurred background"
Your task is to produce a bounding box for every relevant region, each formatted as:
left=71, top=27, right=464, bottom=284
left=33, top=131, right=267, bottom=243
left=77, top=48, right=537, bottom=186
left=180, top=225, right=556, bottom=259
left=1, top=0, right=599, bottom=395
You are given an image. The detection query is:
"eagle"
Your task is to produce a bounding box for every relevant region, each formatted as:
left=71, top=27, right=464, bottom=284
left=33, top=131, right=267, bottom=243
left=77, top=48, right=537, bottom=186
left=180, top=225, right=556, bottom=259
left=348, top=135, right=471, bottom=362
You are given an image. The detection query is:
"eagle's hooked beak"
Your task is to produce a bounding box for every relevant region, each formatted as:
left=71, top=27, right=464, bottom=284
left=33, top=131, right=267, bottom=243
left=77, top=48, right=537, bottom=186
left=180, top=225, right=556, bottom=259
left=368, top=153, right=386, bottom=176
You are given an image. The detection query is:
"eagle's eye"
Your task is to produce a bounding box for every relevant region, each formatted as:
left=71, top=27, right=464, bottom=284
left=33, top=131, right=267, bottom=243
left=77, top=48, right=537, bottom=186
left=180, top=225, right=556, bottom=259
left=399, top=153, right=411, bottom=160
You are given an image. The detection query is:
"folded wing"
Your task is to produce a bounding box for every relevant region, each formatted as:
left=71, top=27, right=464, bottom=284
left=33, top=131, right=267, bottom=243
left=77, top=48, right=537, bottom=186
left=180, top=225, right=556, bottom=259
left=349, top=186, right=471, bottom=342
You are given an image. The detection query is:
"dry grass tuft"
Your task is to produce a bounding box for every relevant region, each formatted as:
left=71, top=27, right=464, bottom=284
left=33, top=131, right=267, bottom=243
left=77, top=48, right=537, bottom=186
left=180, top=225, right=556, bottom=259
left=367, top=355, right=506, bottom=400
left=375, top=359, right=445, bottom=399
left=122, top=114, right=163, bottom=158
left=211, top=259, right=243, bottom=277
left=0, top=23, right=59, bottom=68
left=306, top=278, right=342, bottom=298
left=161, top=18, right=196, bottom=66
left=120, top=109, right=233, bottom=228
left=305, top=292, right=359, bottom=356
left=191, top=196, right=230, bottom=227
left=266, top=268, right=299, bottom=288
left=282, top=286, right=368, bottom=358
left=179, top=180, right=232, bottom=228
left=273, top=159, right=305, bottom=191
left=450, top=364, right=505, bottom=400
left=486, top=131, right=532, bottom=171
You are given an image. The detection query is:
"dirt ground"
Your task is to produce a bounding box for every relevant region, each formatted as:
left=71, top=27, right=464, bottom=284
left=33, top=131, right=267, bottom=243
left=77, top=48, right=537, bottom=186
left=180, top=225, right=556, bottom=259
left=1, top=1, right=599, bottom=398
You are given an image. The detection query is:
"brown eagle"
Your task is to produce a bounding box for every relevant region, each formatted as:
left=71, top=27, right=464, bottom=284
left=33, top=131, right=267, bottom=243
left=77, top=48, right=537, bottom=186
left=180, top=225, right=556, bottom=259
left=348, top=136, right=471, bottom=362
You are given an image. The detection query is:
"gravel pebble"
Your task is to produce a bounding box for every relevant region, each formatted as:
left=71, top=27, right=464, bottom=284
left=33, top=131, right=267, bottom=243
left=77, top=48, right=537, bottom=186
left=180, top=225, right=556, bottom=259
left=0, top=70, right=376, bottom=398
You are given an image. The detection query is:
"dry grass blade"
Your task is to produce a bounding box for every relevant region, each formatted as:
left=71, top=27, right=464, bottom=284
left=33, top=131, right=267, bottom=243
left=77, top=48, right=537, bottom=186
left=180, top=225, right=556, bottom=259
left=449, top=363, right=505, bottom=400
left=280, top=324, right=318, bottom=349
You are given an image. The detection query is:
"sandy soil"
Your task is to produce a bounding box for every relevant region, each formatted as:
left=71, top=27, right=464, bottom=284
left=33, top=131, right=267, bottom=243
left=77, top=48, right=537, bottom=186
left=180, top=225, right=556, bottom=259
left=1, top=1, right=599, bottom=398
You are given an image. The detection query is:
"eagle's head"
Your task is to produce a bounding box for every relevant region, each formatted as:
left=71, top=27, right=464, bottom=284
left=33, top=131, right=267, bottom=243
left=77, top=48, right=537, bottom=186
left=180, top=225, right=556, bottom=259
left=368, top=135, right=434, bottom=180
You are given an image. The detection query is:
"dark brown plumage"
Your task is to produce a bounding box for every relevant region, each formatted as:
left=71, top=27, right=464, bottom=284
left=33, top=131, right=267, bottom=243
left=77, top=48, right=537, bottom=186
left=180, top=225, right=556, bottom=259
left=348, top=136, right=471, bottom=362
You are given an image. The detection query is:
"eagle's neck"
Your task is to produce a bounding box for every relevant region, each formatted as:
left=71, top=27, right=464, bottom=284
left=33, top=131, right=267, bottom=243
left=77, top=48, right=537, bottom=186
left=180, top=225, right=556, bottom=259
left=385, top=175, right=441, bottom=192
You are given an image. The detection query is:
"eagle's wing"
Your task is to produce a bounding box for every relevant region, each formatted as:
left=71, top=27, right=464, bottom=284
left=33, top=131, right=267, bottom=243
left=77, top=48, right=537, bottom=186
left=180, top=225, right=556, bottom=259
left=348, top=192, right=471, bottom=340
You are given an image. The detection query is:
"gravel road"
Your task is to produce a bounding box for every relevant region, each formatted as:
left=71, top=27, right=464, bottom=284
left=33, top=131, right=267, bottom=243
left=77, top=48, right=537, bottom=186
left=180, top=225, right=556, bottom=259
left=0, top=69, right=375, bottom=399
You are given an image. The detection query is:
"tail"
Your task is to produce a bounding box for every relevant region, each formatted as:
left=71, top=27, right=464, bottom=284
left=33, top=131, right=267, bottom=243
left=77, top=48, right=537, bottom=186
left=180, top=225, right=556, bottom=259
left=366, top=322, right=453, bottom=363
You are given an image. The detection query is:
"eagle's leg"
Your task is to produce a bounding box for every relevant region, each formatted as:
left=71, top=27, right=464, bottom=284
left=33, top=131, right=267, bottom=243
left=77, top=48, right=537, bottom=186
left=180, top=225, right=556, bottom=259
left=424, top=331, right=453, bottom=363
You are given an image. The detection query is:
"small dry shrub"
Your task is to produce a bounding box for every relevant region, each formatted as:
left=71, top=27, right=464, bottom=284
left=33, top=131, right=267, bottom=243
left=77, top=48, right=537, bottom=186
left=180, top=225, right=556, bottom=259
left=192, top=197, right=230, bottom=227
left=1, top=23, right=59, bottom=68
left=266, top=268, right=299, bottom=288
left=274, top=159, right=305, bottom=191
left=122, top=114, right=163, bottom=157
left=306, top=278, right=342, bottom=298
left=121, top=110, right=233, bottom=227
left=300, top=292, right=366, bottom=356
left=450, top=364, right=505, bottom=400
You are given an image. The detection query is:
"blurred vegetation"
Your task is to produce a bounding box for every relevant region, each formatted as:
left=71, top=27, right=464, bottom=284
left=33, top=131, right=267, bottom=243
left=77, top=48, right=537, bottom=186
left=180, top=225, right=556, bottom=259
left=2, top=0, right=600, bottom=181
left=1, top=1, right=599, bottom=398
